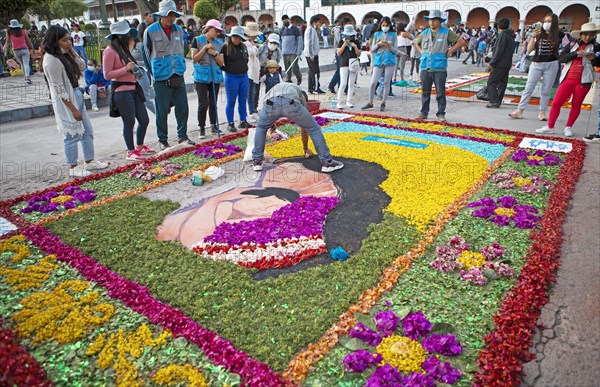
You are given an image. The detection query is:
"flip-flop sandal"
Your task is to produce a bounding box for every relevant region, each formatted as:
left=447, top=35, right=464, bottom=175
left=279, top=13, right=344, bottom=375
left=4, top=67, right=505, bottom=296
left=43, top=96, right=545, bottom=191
left=508, top=112, right=523, bottom=119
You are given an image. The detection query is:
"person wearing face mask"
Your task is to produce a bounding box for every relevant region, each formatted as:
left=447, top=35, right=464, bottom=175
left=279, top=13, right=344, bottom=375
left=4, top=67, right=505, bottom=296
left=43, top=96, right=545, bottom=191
left=304, top=15, right=325, bottom=95
left=280, top=14, right=303, bottom=85
left=104, top=21, right=154, bottom=162
left=83, top=58, right=110, bottom=112
left=222, top=26, right=251, bottom=132
left=509, top=13, right=563, bottom=121
left=361, top=17, right=398, bottom=112
left=43, top=25, right=108, bottom=177
left=256, top=34, right=282, bottom=112
left=336, top=24, right=361, bottom=109
left=536, top=22, right=600, bottom=138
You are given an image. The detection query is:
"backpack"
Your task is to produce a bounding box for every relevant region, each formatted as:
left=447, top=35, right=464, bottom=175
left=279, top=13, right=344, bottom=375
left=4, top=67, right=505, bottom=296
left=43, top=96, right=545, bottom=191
left=322, top=26, right=330, bottom=36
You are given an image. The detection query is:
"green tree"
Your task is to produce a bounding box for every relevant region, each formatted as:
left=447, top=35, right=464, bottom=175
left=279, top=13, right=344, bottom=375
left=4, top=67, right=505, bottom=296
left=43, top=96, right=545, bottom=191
left=29, top=0, right=54, bottom=24
left=193, top=0, right=218, bottom=23
left=215, top=0, right=241, bottom=17
left=49, top=0, right=87, bottom=21
left=1, top=0, right=37, bottom=29
left=133, top=0, right=159, bottom=15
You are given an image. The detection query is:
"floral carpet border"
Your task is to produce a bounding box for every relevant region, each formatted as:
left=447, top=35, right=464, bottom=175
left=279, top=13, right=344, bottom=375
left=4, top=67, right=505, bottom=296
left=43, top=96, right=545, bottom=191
left=474, top=139, right=586, bottom=386
left=20, top=225, right=284, bottom=386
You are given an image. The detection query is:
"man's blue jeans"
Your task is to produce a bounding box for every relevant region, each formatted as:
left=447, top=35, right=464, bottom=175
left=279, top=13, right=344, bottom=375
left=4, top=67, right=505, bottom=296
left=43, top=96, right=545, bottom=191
left=253, top=97, right=332, bottom=163
left=420, top=70, right=447, bottom=117
left=328, top=55, right=342, bottom=90
left=74, top=46, right=87, bottom=62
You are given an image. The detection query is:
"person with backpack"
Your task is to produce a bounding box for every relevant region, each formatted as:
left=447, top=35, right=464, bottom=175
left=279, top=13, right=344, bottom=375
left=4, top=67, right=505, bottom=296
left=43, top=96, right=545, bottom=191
left=321, top=23, right=330, bottom=48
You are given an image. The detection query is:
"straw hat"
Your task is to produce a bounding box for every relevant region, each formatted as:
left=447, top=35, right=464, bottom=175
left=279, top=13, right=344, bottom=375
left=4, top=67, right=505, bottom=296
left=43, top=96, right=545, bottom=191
left=153, top=0, right=183, bottom=18
left=424, top=10, right=446, bottom=22
left=244, top=22, right=261, bottom=37
left=227, top=26, right=247, bottom=41
left=572, top=22, right=600, bottom=37
left=265, top=59, right=280, bottom=69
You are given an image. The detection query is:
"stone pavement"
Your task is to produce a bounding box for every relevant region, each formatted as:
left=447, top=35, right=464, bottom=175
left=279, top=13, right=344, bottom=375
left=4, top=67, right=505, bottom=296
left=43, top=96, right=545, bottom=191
left=0, top=53, right=599, bottom=386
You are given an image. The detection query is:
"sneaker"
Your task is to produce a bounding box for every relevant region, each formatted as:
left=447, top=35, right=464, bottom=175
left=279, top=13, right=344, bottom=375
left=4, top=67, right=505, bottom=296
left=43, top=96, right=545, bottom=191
left=436, top=114, right=446, bottom=122
left=316, top=89, right=326, bottom=94
left=159, top=140, right=171, bottom=150
left=346, top=102, right=354, bottom=108
left=199, top=127, right=206, bottom=139
left=126, top=149, right=146, bottom=161
left=321, top=159, right=344, bottom=173
left=139, top=145, right=156, bottom=155
left=252, top=159, right=263, bottom=171
left=297, top=79, right=302, bottom=85
left=563, top=127, right=573, bottom=137
left=380, top=103, right=386, bottom=112
left=583, top=134, right=600, bottom=143
left=178, top=138, right=196, bottom=146
left=308, top=90, right=317, bottom=95
left=336, top=103, right=344, bottom=109
left=247, top=113, right=259, bottom=124
left=486, top=103, right=500, bottom=108
left=210, top=124, right=221, bottom=134
left=361, top=103, right=374, bottom=110
left=85, top=160, right=109, bottom=171
left=69, top=164, right=91, bottom=178
left=535, top=125, right=554, bottom=134
left=416, top=113, right=427, bottom=120
left=239, top=121, right=252, bottom=129
left=25, top=78, right=32, bottom=85
left=227, top=123, right=237, bottom=132
left=328, top=87, right=336, bottom=94
left=388, top=92, right=396, bottom=97
left=92, top=105, right=99, bottom=112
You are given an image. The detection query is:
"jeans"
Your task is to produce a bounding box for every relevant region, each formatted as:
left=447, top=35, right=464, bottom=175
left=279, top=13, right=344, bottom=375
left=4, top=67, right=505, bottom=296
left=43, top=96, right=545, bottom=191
left=487, top=66, right=511, bottom=106
left=517, top=60, right=559, bottom=112
left=283, top=54, right=302, bottom=83
left=306, top=55, right=321, bottom=92
left=153, top=79, right=189, bottom=142
left=338, top=66, right=358, bottom=105
left=395, top=47, right=409, bottom=80
left=138, top=69, right=155, bottom=114
left=420, top=70, right=448, bottom=116
left=253, top=97, right=332, bottom=163
left=514, top=41, right=520, bottom=54
left=73, top=46, right=87, bottom=63
left=548, top=78, right=591, bottom=129
left=87, top=84, right=98, bottom=106
left=195, top=81, right=220, bottom=127
left=247, top=81, right=259, bottom=114
left=463, top=49, right=476, bottom=64
left=329, top=55, right=342, bottom=90
left=13, top=48, right=31, bottom=78
left=113, top=90, right=150, bottom=150
left=369, top=66, right=394, bottom=104
left=410, top=57, right=420, bottom=75
left=224, top=72, right=248, bottom=123
left=64, top=88, right=94, bottom=165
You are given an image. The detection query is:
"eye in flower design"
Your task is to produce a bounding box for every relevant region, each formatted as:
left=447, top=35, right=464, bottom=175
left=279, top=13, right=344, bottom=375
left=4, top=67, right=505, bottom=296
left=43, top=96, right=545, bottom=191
left=491, top=170, right=551, bottom=194
left=468, top=196, right=539, bottom=229
left=194, top=142, right=242, bottom=159
left=343, top=310, right=463, bottom=385
left=430, top=236, right=514, bottom=286
left=511, top=149, right=562, bottom=166
left=20, top=186, right=95, bottom=214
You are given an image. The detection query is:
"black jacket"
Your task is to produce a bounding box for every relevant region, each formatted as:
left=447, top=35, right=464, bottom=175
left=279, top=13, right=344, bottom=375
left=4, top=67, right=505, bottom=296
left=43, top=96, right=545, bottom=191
left=490, top=29, right=515, bottom=68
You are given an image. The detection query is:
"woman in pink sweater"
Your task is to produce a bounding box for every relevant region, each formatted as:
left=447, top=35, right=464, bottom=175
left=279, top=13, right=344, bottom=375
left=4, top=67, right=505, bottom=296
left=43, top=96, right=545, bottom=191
left=103, top=21, right=154, bottom=161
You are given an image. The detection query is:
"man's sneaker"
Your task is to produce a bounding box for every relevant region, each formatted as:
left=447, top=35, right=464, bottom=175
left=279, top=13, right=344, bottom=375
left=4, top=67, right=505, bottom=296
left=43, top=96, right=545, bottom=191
left=436, top=114, right=446, bottom=122
left=227, top=123, right=237, bottom=132
left=535, top=126, right=554, bottom=134
left=583, top=134, right=600, bottom=143
left=297, top=79, right=302, bottom=85
left=563, top=127, right=573, bottom=137
left=416, top=113, right=427, bottom=120
left=328, top=87, right=336, bottom=94
left=69, top=164, right=91, bottom=178
left=308, top=90, right=317, bottom=95
left=92, top=105, right=99, bottom=112
left=316, top=89, right=326, bottom=94
left=159, top=140, right=171, bottom=150
left=380, top=103, right=386, bottom=112
left=126, top=149, right=146, bottom=161
left=247, top=113, right=259, bottom=124
left=321, top=159, right=344, bottom=173
left=361, top=103, right=374, bottom=110
left=85, top=160, right=109, bottom=171
left=210, top=124, right=221, bottom=134
left=139, top=145, right=156, bottom=155
left=178, top=138, right=196, bottom=146
left=346, top=102, right=354, bottom=108
left=336, top=103, right=344, bottom=109
left=239, top=121, right=252, bottom=129
left=252, top=159, right=263, bottom=171
left=199, top=127, right=206, bottom=139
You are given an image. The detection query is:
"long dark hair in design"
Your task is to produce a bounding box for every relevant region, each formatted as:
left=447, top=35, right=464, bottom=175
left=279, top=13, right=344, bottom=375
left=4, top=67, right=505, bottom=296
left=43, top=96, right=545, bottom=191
left=42, top=25, right=81, bottom=86
left=110, top=33, right=137, bottom=64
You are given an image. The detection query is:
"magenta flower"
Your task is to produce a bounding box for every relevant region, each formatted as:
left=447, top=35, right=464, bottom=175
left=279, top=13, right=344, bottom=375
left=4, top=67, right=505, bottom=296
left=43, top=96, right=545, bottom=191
left=374, top=310, right=401, bottom=337
left=512, top=149, right=562, bottom=166
left=366, top=364, right=404, bottom=386
left=343, top=349, right=382, bottom=372
left=402, top=311, right=432, bottom=340
left=315, top=116, right=330, bottom=126
left=20, top=186, right=96, bottom=214
left=348, top=323, right=382, bottom=347
left=194, top=142, right=242, bottom=159
left=421, top=334, right=462, bottom=356
left=468, top=196, right=539, bottom=229
left=421, top=356, right=463, bottom=384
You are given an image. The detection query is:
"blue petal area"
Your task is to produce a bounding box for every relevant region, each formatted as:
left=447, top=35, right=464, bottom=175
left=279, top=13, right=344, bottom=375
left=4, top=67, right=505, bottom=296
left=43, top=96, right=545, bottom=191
left=323, top=122, right=506, bottom=163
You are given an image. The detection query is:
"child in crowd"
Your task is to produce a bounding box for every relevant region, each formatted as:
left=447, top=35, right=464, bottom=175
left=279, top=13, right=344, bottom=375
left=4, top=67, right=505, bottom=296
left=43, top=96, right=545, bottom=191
left=359, top=44, right=370, bottom=74
left=260, top=59, right=283, bottom=93
left=83, top=58, right=110, bottom=112
left=477, top=39, right=487, bottom=67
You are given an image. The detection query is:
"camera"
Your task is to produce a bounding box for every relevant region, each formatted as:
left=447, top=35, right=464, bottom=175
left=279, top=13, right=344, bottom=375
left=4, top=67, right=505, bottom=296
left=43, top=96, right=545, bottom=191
left=533, top=22, right=542, bottom=30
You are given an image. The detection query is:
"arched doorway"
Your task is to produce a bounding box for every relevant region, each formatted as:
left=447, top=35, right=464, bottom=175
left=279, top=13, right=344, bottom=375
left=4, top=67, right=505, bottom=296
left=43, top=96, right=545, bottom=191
left=496, top=6, right=520, bottom=31
left=559, top=4, right=590, bottom=32
left=223, top=15, right=238, bottom=28
left=335, top=12, right=356, bottom=25
left=444, top=9, right=462, bottom=28
left=392, top=11, right=409, bottom=24
left=415, top=11, right=429, bottom=30
left=525, top=5, right=552, bottom=27
left=291, top=15, right=303, bottom=25
left=467, top=8, right=490, bottom=29
left=258, top=14, right=274, bottom=29
left=362, top=12, right=383, bottom=26
left=314, top=14, right=330, bottom=26
left=241, top=15, right=255, bottom=25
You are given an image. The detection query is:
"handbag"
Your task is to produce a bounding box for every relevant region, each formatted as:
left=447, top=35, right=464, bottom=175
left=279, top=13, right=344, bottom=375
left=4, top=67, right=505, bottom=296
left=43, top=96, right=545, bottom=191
left=476, top=86, right=489, bottom=101
left=165, top=74, right=185, bottom=88
left=349, top=58, right=360, bottom=73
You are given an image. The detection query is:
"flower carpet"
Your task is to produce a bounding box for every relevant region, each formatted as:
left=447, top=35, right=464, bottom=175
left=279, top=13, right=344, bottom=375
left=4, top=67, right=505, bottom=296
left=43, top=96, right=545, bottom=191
left=0, top=111, right=586, bottom=386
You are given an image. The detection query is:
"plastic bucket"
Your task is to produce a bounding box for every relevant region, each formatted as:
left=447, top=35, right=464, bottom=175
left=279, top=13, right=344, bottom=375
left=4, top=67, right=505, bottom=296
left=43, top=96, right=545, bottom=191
left=307, top=100, right=321, bottom=112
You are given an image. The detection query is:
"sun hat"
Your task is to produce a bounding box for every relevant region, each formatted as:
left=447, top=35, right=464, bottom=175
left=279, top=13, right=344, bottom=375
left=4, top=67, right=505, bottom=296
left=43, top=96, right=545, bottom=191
left=342, top=25, right=357, bottom=36
left=424, top=10, right=447, bottom=22
left=572, top=22, right=600, bottom=37
left=203, top=19, right=224, bottom=32
left=244, top=22, right=261, bottom=37
left=265, top=59, right=280, bottom=68
left=227, top=25, right=247, bottom=40
left=267, top=33, right=280, bottom=44
left=153, top=0, right=183, bottom=18
left=106, top=20, right=138, bottom=40
left=8, top=19, right=23, bottom=29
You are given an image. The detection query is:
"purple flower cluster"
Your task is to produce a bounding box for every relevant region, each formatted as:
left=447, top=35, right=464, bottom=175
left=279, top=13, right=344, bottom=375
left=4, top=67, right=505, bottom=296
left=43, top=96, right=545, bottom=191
left=315, top=116, right=330, bottom=126
left=422, top=334, right=462, bottom=356
left=128, top=161, right=182, bottom=181
left=460, top=268, right=488, bottom=286
left=448, top=236, right=469, bottom=253
left=20, top=186, right=96, bottom=214
left=344, top=349, right=382, bottom=372
left=484, top=262, right=515, bottom=277
left=468, top=196, right=539, bottom=229
left=492, top=170, right=552, bottom=194
left=366, top=364, right=404, bottom=386
left=374, top=310, right=401, bottom=337
left=348, top=323, right=382, bottom=347
left=194, top=142, right=243, bottom=159
left=402, top=311, right=432, bottom=340
left=422, top=356, right=463, bottom=384
left=480, top=242, right=505, bottom=260
left=204, top=196, right=338, bottom=245
left=512, top=149, right=562, bottom=166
